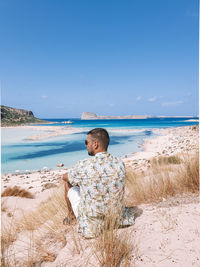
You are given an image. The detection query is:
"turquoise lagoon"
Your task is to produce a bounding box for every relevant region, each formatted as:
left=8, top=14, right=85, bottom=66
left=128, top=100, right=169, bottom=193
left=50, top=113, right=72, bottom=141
left=1, top=118, right=198, bottom=174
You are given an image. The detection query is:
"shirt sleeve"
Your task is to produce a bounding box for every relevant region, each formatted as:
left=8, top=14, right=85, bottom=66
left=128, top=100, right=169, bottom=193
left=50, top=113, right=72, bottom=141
left=67, top=160, right=86, bottom=186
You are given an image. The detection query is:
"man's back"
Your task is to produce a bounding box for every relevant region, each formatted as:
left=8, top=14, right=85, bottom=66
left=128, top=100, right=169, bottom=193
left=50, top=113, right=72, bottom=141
left=68, top=152, right=126, bottom=238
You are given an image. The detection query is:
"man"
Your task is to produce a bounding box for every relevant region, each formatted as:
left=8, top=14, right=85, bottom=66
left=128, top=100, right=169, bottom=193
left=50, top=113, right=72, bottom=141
left=62, top=128, right=134, bottom=239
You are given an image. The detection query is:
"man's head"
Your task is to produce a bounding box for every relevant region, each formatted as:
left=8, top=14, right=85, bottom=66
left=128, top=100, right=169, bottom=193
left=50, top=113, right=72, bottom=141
left=85, top=128, right=110, bottom=156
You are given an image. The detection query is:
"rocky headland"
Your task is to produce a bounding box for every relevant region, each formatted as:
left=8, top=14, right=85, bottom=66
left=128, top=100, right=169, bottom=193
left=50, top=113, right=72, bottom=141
left=1, top=105, right=47, bottom=126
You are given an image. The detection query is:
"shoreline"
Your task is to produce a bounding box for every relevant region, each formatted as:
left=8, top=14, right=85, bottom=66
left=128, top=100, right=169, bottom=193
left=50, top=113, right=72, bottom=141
left=1, top=125, right=84, bottom=140
left=2, top=117, right=199, bottom=141
left=1, top=125, right=154, bottom=141
left=1, top=125, right=198, bottom=195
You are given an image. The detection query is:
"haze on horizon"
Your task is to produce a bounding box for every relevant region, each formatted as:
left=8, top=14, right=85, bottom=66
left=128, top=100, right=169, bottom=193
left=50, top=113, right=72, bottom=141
left=0, top=0, right=198, bottom=118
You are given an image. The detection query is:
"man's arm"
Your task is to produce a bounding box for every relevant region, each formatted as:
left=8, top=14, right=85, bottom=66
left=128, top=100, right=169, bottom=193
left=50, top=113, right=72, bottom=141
left=62, top=173, right=75, bottom=219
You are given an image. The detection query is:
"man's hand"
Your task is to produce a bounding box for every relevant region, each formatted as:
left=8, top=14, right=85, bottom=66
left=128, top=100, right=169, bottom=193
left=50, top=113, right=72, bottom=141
left=63, top=173, right=68, bottom=182
left=63, top=173, right=73, bottom=188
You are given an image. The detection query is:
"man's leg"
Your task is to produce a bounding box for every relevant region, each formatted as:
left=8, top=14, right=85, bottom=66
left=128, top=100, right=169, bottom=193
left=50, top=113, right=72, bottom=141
left=64, top=181, right=76, bottom=220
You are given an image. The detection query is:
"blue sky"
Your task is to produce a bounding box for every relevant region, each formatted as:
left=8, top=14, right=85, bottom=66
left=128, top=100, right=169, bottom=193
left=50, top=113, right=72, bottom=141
left=0, top=0, right=198, bottom=118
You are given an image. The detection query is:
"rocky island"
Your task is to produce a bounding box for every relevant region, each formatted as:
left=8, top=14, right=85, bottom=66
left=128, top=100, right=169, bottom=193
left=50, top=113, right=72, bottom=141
left=1, top=105, right=47, bottom=126
left=81, top=112, right=197, bottom=120
left=81, top=112, right=149, bottom=120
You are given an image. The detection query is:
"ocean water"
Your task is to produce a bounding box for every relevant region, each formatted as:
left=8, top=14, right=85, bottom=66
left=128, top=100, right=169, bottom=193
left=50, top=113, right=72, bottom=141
left=37, top=117, right=199, bottom=129
left=1, top=118, right=198, bottom=174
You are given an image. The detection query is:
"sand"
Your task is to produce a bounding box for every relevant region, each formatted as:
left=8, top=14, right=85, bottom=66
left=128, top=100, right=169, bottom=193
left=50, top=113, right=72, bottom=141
left=1, top=125, right=199, bottom=266
left=41, top=197, right=200, bottom=267
left=2, top=125, right=84, bottom=140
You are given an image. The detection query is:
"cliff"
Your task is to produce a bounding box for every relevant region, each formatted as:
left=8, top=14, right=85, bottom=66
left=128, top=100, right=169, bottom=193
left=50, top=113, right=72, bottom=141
left=81, top=112, right=149, bottom=120
left=1, top=105, right=47, bottom=126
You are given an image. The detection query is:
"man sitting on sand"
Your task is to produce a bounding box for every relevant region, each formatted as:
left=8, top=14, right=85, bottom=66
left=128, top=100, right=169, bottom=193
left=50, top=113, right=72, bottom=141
left=62, top=128, right=135, bottom=238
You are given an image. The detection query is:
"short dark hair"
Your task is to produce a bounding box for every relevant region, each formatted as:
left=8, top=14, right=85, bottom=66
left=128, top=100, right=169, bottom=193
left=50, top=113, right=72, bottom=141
left=87, top=128, right=110, bottom=150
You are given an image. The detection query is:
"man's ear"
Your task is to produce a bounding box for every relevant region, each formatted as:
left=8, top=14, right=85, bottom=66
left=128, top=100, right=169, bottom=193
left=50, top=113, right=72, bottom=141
left=93, top=140, right=98, bottom=149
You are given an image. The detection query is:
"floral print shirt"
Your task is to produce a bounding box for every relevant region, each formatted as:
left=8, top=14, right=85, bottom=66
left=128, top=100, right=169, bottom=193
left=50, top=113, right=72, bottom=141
left=68, top=152, right=135, bottom=238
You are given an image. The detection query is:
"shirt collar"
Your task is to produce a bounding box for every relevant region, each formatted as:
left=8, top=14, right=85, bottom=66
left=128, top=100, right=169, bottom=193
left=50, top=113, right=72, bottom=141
left=95, top=152, right=109, bottom=157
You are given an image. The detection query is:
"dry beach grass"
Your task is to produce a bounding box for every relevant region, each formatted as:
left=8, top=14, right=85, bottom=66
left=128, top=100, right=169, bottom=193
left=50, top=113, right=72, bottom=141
left=1, top=151, right=199, bottom=266
left=94, top=212, right=132, bottom=267
left=126, top=153, right=199, bottom=205
left=1, top=186, right=68, bottom=266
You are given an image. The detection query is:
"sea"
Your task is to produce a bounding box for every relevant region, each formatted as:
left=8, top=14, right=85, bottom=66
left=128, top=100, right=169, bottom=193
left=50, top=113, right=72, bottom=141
left=1, top=117, right=198, bottom=174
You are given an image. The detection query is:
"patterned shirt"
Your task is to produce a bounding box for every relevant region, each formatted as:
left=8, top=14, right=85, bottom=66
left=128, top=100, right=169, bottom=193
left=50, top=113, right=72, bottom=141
left=68, top=152, right=135, bottom=238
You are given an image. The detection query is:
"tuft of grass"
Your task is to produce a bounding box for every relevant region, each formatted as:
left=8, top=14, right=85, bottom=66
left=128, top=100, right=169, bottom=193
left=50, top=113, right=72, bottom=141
left=176, top=153, right=199, bottom=193
left=19, top=184, right=67, bottom=231
left=151, top=155, right=181, bottom=166
left=126, top=153, right=199, bottom=205
left=40, top=251, right=56, bottom=262
left=34, top=239, right=57, bottom=263
left=94, top=212, right=132, bottom=267
left=71, top=227, right=83, bottom=255
left=1, top=186, right=34, bottom=199
left=1, top=226, right=18, bottom=267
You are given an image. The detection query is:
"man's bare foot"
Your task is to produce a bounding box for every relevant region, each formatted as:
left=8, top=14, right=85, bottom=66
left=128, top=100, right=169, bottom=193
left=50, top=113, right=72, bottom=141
left=63, top=215, right=76, bottom=225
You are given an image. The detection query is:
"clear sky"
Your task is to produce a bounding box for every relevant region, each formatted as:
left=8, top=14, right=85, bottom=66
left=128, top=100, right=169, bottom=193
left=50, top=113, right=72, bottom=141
left=0, top=0, right=198, bottom=118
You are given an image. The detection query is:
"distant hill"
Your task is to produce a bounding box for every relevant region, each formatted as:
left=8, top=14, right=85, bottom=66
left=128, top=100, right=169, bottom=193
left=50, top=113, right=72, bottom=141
left=1, top=105, right=47, bottom=126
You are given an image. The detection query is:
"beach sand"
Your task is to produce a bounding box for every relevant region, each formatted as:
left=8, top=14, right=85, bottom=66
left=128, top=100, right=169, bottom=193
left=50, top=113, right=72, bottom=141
left=2, top=125, right=84, bottom=140
left=1, top=125, right=199, bottom=266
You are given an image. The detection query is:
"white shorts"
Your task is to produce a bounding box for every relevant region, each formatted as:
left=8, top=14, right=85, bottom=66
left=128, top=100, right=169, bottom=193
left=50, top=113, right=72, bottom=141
left=67, top=186, right=80, bottom=218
